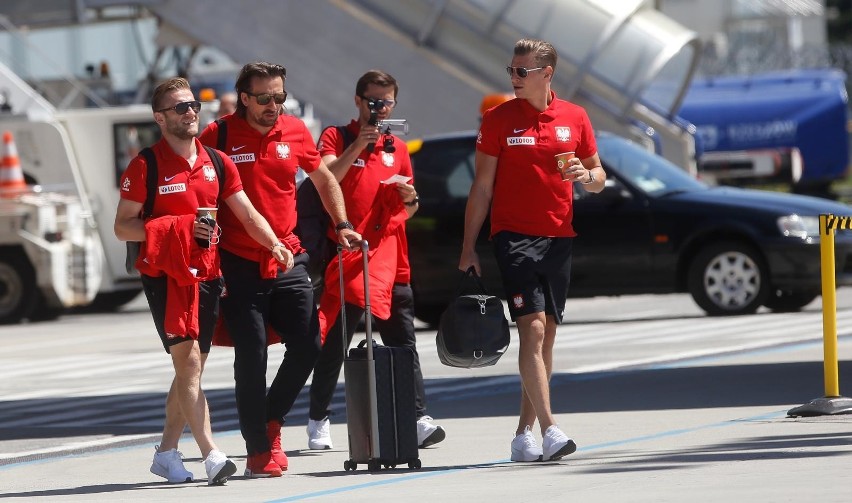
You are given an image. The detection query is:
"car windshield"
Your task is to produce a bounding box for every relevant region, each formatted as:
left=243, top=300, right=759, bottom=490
left=596, top=134, right=708, bottom=196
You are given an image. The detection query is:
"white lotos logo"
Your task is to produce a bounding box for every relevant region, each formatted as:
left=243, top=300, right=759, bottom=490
left=159, top=183, right=187, bottom=194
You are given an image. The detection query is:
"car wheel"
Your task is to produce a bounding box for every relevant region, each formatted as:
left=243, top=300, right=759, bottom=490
left=0, top=251, right=37, bottom=324
left=687, top=241, right=769, bottom=316
left=764, top=289, right=819, bottom=313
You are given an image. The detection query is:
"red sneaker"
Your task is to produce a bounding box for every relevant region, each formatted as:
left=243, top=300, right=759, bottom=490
left=266, top=420, right=289, bottom=471
left=244, top=451, right=283, bottom=478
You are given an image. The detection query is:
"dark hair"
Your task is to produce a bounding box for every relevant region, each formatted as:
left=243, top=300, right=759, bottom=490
left=233, top=62, right=287, bottom=116
left=151, top=77, right=191, bottom=112
left=355, top=69, right=399, bottom=99
left=514, top=38, right=558, bottom=71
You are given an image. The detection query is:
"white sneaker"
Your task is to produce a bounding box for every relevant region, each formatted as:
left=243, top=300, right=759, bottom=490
left=307, top=417, right=333, bottom=450
left=203, top=449, right=237, bottom=485
left=150, top=445, right=193, bottom=483
left=416, top=415, right=446, bottom=448
left=510, top=426, right=543, bottom=462
left=542, top=425, right=577, bottom=461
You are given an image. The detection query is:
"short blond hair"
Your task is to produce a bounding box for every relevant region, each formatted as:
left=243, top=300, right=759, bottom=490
left=514, top=39, right=557, bottom=70
left=151, top=77, right=191, bottom=112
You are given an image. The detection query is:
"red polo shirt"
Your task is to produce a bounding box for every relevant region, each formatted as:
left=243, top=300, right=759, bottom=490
left=477, top=92, right=596, bottom=238
left=119, top=137, right=242, bottom=280
left=318, top=120, right=413, bottom=282
left=199, top=114, right=322, bottom=260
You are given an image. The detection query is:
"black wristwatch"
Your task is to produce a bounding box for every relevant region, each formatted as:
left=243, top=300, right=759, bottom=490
left=335, top=220, right=354, bottom=232
left=404, top=196, right=420, bottom=207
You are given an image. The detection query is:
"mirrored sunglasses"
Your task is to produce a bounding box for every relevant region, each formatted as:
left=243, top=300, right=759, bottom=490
left=359, top=95, right=397, bottom=110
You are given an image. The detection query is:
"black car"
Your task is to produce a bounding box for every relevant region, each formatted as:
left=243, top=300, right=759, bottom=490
left=406, top=130, right=852, bottom=325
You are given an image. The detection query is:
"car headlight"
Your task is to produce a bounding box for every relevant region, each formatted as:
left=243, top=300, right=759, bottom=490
left=777, top=215, right=820, bottom=239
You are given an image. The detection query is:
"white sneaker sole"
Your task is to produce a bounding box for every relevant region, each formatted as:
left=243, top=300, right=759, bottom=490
left=308, top=439, right=333, bottom=450
left=150, top=465, right=193, bottom=483
left=510, top=449, right=543, bottom=462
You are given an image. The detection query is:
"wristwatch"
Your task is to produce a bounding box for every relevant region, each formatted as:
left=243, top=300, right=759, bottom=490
left=335, top=220, right=354, bottom=232
left=581, top=170, right=596, bottom=185
left=270, top=242, right=286, bottom=252
left=404, top=196, right=420, bottom=207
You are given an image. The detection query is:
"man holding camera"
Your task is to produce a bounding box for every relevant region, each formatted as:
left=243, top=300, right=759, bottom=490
left=307, top=69, right=445, bottom=451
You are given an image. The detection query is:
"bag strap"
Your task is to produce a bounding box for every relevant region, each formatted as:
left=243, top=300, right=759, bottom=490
left=139, top=147, right=158, bottom=218
left=215, top=118, right=228, bottom=152
left=202, top=144, right=226, bottom=204
left=455, top=266, right=488, bottom=297
left=337, top=125, right=356, bottom=150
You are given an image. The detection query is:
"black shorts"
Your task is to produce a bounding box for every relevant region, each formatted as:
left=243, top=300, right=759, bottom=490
left=141, top=274, right=224, bottom=354
left=492, top=231, right=573, bottom=323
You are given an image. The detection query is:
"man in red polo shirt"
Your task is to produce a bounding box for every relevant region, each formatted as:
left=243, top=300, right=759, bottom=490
left=198, top=62, right=359, bottom=478
left=115, top=77, right=291, bottom=485
left=307, top=69, right=445, bottom=451
left=459, top=39, right=606, bottom=463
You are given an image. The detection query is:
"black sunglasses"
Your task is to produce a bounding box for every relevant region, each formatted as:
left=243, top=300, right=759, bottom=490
left=156, top=100, right=201, bottom=115
left=245, top=91, right=288, bottom=105
left=506, top=66, right=545, bottom=78
left=359, top=95, right=397, bottom=110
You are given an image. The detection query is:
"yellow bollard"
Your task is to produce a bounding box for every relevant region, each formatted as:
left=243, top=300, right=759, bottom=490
left=819, top=214, right=840, bottom=397
left=788, top=213, right=852, bottom=416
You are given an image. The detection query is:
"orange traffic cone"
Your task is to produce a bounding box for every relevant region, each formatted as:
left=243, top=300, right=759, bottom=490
left=1, top=131, right=27, bottom=195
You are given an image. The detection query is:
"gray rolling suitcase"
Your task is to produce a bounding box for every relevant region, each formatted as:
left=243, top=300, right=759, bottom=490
left=340, top=241, right=421, bottom=472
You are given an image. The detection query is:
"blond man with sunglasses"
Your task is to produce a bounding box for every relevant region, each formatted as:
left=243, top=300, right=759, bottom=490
left=460, top=39, right=606, bottom=463
left=199, top=62, right=359, bottom=478
left=116, top=77, right=292, bottom=485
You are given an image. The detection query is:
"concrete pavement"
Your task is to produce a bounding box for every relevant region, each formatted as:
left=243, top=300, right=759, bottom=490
left=1, top=335, right=851, bottom=502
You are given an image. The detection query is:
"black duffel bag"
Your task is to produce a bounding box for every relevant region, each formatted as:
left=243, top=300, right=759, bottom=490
left=436, top=267, right=510, bottom=368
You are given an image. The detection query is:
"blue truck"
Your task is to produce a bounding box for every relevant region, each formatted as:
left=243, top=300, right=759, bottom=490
left=677, top=69, right=850, bottom=195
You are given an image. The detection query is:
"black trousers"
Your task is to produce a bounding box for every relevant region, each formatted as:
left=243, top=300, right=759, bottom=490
left=220, top=250, right=322, bottom=455
left=309, top=283, right=427, bottom=420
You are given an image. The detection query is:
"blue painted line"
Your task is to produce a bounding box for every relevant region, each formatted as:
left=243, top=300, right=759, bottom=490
left=264, top=409, right=789, bottom=502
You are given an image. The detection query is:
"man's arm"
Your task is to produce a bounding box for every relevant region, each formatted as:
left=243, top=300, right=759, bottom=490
left=114, top=199, right=145, bottom=242
left=223, top=190, right=294, bottom=270
left=322, top=124, right=380, bottom=183
left=577, top=153, right=606, bottom=193
left=459, top=151, right=498, bottom=275
left=307, top=163, right=361, bottom=248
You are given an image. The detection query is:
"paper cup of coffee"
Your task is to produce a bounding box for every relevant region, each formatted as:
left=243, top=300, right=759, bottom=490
left=196, top=207, right=217, bottom=223
left=196, top=207, right=219, bottom=248
left=554, top=152, right=576, bottom=182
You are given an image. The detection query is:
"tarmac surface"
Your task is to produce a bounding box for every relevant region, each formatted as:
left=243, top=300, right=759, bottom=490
left=1, top=332, right=851, bottom=502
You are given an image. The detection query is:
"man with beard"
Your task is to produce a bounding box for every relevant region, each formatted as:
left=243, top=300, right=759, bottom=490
left=199, top=62, right=359, bottom=478
left=115, top=77, right=292, bottom=484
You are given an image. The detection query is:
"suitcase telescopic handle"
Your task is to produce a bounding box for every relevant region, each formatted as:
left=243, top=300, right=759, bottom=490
left=337, top=240, right=372, bottom=362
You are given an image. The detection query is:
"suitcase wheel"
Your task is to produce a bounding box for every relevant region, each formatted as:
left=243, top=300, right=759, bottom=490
left=344, top=459, right=357, bottom=471
left=408, top=459, right=422, bottom=470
